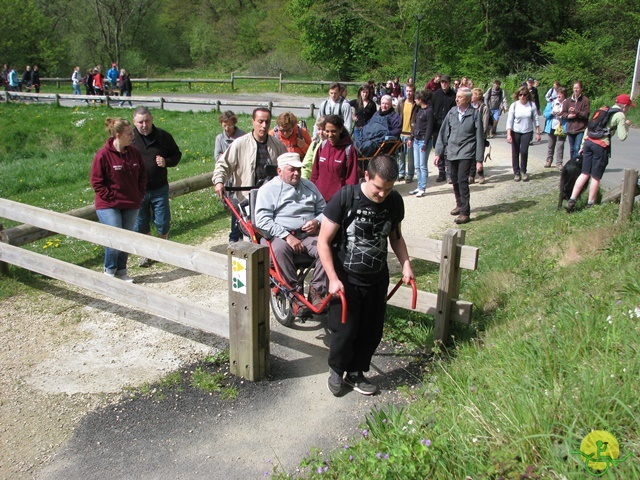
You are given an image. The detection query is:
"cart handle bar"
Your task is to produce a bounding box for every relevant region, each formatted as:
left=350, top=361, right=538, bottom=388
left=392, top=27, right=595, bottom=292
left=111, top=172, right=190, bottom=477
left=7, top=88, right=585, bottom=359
left=386, top=278, right=417, bottom=310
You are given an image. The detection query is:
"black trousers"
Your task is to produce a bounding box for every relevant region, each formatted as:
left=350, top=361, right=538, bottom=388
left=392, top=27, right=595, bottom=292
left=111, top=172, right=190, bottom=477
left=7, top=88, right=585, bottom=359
left=327, top=274, right=389, bottom=375
left=450, top=159, right=472, bottom=216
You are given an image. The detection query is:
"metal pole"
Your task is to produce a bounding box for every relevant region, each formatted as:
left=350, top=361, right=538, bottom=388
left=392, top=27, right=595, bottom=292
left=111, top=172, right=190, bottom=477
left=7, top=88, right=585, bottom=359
left=412, top=15, right=424, bottom=86
left=631, top=38, right=640, bottom=100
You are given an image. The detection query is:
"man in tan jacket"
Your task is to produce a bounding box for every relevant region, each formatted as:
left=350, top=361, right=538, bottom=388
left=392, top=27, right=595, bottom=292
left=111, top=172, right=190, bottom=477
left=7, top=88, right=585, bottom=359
left=212, top=107, right=286, bottom=242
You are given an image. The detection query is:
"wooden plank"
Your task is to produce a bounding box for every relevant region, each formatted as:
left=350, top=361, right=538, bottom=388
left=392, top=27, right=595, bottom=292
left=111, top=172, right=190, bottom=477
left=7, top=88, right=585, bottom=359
left=619, top=168, right=639, bottom=222
left=433, top=230, right=459, bottom=343
left=404, top=235, right=478, bottom=271
left=386, top=285, right=471, bottom=324
left=0, top=242, right=228, bottom=337
left=0, top=199, right=227, bottom=279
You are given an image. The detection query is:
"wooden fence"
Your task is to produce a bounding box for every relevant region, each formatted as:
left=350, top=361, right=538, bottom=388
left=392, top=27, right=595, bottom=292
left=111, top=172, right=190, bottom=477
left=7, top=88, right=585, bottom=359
left=2, top=90, right=319, bottom=117
left=601, top=168, right=639, bottom=222
left=0, top=182, right=479, bottom=379
left=41, top=73, right=363, bottom=92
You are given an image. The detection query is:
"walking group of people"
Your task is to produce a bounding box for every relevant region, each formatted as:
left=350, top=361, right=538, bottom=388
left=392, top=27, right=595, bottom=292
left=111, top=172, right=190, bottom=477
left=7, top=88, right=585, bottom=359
left=72, top=63, right=133, bottom=106
left=1, top=64, right=40, bottom=93
left=81, top=67, right=635, bottom=399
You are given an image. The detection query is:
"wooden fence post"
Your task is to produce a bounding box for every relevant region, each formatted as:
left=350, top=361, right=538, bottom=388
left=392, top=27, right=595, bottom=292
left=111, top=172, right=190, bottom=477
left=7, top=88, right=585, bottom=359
left=216, top=100, right=221, bottom=112
left=0, top=224, right=7, bottom=276
left=228, top=241, right=270, bottom=381
left=268, top=101, right=273, bottom=114
left=434, top=229, right=462, bottom=345
left=309, top=103, right=315, bottom=118
left=160, top=97, right=165, bottom=110
left=618, top=168, right=638, bottom=222
left=231, top=72, right=235, bottom=91
left=279, top=72, right=283, bottom=92
left=55, top=94, right=60, bottom=107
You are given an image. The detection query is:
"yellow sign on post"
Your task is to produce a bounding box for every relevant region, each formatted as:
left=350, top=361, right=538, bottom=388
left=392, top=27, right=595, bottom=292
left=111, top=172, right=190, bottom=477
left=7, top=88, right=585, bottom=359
left=231, top=257, right=247, bottom=294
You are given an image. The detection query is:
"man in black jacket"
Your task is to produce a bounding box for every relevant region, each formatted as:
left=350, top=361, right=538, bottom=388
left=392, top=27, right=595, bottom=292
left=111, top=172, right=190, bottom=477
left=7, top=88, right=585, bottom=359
left=131, top=107, right=182, bottom=267
left=431, top=75, right=456, bottom=182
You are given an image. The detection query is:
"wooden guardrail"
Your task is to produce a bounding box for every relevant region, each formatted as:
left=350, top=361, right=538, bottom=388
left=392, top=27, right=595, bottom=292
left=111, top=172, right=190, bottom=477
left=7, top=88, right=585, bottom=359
left=0, top=198, right=229, bottom=337
left=40, top=73, right=364, bottom=93
left=3, top=90, right=319, bottom=117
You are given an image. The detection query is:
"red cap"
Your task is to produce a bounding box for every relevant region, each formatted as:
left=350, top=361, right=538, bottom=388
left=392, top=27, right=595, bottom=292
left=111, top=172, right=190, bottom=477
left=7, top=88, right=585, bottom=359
left=615, top=93, right=636, bottom=107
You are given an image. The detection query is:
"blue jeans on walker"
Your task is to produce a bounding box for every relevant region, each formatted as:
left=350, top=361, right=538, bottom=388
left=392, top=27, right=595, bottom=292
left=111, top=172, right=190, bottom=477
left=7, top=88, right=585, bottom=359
left=398, top=135, right=414, bottom=180
left=96, top=208, right=139, bottom=275
left=413, top=138, right=432, bottom=192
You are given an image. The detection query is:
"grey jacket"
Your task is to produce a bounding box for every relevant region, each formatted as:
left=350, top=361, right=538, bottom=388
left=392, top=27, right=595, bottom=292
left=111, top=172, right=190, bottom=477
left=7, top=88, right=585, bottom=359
left=254, top=176, right=325, bottom=239
left=435, top=106, right=485, bottom=163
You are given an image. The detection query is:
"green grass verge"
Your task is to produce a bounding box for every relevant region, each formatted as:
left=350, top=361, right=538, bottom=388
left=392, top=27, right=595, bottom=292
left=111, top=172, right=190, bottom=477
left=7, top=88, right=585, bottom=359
left=274, top=199, right=640, bottom=478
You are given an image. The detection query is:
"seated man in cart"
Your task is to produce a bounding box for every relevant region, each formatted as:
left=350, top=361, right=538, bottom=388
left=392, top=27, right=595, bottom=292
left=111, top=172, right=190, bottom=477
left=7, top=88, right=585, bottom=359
left=355, top=95, right=402, bottom=157
left=254, top=152, right=328, bottom=315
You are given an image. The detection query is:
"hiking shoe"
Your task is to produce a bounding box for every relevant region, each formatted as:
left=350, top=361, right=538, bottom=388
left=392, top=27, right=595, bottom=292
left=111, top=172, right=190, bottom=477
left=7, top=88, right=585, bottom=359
left=327, top=369, right=344, bottom=396
left=454, top=215, right=471, bottom=225
left=409, top=188, right=420, bottom=195
left=292, top=297, right=311, bottom=317
left=556, top=164, right=563, bottom=171
left=564, top=199, right=576, bottom=213
left=139, top=257, right=155, bottom=268
left=450, top=207, right=461, bottom=216
left=544, top=159, right=552, bottom=168
left=308, top=287, right=325, bottom=309
left=514, top=174, right=521, bottom=182
left=435, top=174, right=447, bottom=183
left=477, top=174, right=486, bottom=184
left=586, top=202, right=594, bottom=209
left=344, top=372, right=378, bottom=395
left=522, top=173, right=530, bottom=182
left=415, top=190, right=426, bottom=198
left=405, top=178, right=413, bottom=184
left=115, top=273, right=136, bottom=283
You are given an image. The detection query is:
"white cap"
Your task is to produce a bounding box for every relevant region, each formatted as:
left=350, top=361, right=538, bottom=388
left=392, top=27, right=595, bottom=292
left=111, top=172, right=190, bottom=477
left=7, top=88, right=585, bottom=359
left=277, top=152, right=304, bottom=169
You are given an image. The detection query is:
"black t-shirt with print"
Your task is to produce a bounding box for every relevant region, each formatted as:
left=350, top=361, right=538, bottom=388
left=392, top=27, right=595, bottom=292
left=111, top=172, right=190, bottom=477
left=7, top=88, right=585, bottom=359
left=323, top=184, right=404, bottom=286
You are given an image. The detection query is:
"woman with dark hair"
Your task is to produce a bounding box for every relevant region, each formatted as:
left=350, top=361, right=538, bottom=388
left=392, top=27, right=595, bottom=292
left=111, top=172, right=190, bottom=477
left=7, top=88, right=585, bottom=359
left=90, top=117, right=146, bottom=282
left=407, top=90, right=434, bottom=197
left=506, top=86, right=540, bottom=182
left=311, top=115, right=360, bottom=201
left=350, top=84, right=377, bottom=141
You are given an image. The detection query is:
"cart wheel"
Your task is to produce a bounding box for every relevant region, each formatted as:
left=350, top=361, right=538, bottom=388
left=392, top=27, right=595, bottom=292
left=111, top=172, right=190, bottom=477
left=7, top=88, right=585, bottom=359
left=270, top=289, right=295, bottom=327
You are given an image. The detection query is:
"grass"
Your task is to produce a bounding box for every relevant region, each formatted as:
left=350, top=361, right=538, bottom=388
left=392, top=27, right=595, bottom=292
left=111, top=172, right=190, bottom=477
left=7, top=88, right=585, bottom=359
left=273, top=199, right=640, bottom=478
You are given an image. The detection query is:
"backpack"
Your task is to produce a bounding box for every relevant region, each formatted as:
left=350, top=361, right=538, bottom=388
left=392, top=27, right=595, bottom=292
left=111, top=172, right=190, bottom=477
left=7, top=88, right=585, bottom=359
left=331, top=184, right=361, bottom=254
left=321, top=98, right=345, bottom=117
left=587, top=106, right=621, bottom=139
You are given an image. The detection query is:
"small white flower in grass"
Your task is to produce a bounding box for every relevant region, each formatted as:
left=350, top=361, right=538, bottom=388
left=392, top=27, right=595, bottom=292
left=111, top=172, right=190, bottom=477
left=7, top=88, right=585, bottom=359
left=635, top=307, right=640, bottom=318
left=472, top=437, right=478, bottom=443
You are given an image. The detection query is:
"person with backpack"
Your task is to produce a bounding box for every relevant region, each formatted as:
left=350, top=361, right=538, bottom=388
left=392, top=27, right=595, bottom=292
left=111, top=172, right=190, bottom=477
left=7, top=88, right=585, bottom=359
left=564, top=94, right=635, bottom=212
left=435, top=88, right=485, bottom=224
left=484, top=79, right=508, bottom=138
left=561, top=81, right=591, bottom=160
left=506, top=86, right=541, bottom=182
left=317, top=154, right=414, bottom=396
left=314, top=82, right=352, bottom=137
left=270, top=112, right=312, bottom=157
left=310, top=114, right=359, bottom=202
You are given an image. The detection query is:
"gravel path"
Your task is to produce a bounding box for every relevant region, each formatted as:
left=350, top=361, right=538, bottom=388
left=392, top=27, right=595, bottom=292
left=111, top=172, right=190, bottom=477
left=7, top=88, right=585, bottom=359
left=0, top=118, right=561, bottom=480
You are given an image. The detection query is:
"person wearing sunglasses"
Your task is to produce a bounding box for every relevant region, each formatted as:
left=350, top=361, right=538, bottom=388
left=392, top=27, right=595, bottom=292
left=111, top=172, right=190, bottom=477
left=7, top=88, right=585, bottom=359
left=506, top=86, right=541, bottom=182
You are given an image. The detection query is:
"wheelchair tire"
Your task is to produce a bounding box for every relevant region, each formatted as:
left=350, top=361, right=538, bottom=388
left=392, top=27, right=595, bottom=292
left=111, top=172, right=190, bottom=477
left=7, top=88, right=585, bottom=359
left=270, top=289, right=295, bottom=327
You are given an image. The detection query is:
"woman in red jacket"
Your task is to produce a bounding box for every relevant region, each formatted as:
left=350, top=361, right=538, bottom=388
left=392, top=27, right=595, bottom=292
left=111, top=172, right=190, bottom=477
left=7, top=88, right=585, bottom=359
left=310, top=115, right=360, bottom=201
left=90, top=117, right=146, bottom=282
left=270, top=111, right=312, bottom=157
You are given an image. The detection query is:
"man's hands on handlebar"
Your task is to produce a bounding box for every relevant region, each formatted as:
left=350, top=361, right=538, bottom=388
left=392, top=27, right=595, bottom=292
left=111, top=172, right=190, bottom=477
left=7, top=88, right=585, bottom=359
left=214, top=182, right=226, bottom=199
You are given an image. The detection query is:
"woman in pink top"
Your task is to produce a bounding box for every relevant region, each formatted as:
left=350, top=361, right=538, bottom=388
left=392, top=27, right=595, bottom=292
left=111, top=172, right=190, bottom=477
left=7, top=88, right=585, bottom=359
left=310, top=115, right=360, bottom=201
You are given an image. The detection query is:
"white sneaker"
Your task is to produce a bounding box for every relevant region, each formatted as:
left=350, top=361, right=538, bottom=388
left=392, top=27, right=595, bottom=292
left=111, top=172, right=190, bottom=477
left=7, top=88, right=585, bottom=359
left=409, top=189, right=420, bottom=195
left=415, top=190, right=426, bottom=197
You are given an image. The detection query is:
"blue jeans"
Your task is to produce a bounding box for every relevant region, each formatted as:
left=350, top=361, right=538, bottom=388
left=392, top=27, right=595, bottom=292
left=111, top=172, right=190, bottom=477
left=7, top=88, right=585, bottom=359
left=413, top=138, right=432, bottom=191
left=134, top=184, right=171, bottom=236
left=398, top=135, right=414, bottom=179
left=96, top=208, right=139, bottom=274
left=119, top=90, right=133, bottom=107
left=73, top=84, right=81, bottom=95
left=567, top=132, right=585, bottom=160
